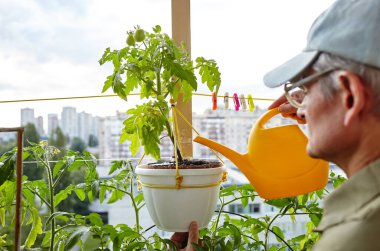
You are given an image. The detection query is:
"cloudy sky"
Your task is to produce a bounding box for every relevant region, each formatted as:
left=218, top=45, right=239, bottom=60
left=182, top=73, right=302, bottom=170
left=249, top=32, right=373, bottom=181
left=0, top=0, right=335, bottom=127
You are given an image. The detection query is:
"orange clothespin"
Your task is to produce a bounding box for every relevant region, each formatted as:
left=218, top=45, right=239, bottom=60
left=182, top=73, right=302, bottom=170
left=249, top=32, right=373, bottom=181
left=233, top=93, right=240, bottom=111
left=212, top=92, right=217, bottom=110
left=247, top=94, right=255, bottom=112
left=239, top=94, right=247, bottom=112
left=224, top=92, right=229, bottom=109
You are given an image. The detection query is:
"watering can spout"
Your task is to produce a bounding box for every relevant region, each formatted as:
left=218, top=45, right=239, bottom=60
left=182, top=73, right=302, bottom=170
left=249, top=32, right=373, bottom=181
left=193, top=135, right=250, bottom=171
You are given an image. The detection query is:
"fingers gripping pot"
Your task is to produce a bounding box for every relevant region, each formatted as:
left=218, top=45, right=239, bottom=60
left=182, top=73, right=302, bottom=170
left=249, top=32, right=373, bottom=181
left=194, top=109, right=329, bottom=199
left=135, top=163, right=227, bottom=232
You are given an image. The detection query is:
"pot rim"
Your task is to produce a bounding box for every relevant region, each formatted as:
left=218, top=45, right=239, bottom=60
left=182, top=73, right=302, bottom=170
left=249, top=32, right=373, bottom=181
left=135, top=164, right=226, bottom=176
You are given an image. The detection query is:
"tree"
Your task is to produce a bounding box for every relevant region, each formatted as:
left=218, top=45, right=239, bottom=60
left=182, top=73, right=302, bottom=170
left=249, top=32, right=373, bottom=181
left=23, top=123, right=40, bottom=146
left=70, top=137, right=87, bottom=153
left=88, top=134, right=98, bottom=147
left=48, top=127, right=67, bottom=158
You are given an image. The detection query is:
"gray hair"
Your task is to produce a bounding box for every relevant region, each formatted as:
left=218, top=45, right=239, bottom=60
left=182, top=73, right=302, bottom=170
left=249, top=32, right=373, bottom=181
left=312, top=52, right=380, bottom=116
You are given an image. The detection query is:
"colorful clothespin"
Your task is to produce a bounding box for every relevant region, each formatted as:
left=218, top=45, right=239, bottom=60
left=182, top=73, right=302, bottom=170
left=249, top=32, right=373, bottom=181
left=233, top=93, right=240, bottom=111
left=212, top=92, right=217, bottom=110
left=239, top=94, right=247, bottom=112
left=224, top=92, right=229, bottom=109
left=247, top=94, right=255, bottom=112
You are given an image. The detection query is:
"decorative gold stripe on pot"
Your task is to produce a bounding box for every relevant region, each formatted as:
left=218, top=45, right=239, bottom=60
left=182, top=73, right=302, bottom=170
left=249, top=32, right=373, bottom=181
left=136, top=171, right=228, bottom=190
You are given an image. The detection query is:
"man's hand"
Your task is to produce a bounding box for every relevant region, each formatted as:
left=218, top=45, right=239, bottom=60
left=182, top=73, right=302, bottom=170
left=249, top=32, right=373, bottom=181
left=170, top=221, right=199, bottom=251
left=268, top=94, right=306, bottom=124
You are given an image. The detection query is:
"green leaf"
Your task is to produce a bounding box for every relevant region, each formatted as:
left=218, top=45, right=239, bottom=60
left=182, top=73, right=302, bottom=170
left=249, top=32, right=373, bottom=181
left=108, top=189, right=124, bottom=204
left=65, top=226, right=89, bottom=250
left=272, top=226, right=285, bottom=243
left=91, top=180, right=100, bottom=197
left=332, top=175, right=347, bottom=188
left=181, top=82, right=194, bottom=102
left=134, top=193, right=144, bottom=206
left=124, top=241, right=145, bottom=251
left=41, top=231, right=52, bottom=247
left=265, top=198, right=293, bottom=208
left=99, top=185, right=106, bottom=203
left=112, top=235, right=121, bottom=251
left=102, top=75, right=114, bottom=93
left=75, top=187, right=86, bottom=201
left=0, top=208, right=5, bottom=227
left=309, top=213, right=322, bottom=227
left=99, top=47, right=111, bottom=65
left=153, top=25, right=161, bottom=33
left=290, top=234, right=305, bottom=243
left=87, top=213, right=103, bottom=226
left=220, top=185, right=237, bottom=197
left=0, top=151, right=16, bottom=186
left=46, top=212, right=73, bottom=226
left=127, top=133, right=140, bottom=156
left=164, top=59, right=197, bottom=90
left=22, top=187, right=35, bottom=205
left=54, top=184, right=74, bottom=206
left=25, top=207, right=43, bottom=247
left=53, top=161, right=65, bottom=178
left=268, top=245, right=278, bottom=251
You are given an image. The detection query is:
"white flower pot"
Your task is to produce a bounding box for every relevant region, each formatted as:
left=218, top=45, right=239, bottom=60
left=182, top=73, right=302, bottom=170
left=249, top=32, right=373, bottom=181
left=135, top=164, right=226, bottom=232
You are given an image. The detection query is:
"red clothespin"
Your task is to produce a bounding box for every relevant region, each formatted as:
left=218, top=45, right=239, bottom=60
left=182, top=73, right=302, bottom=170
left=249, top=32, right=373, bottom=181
left=239, top=94, right=247, bottom=112
left=233, top=93, right=240, bottom=111
left=247, top=94, right=255, bottom=112
left=224, top=92, right=229, bottom=109
left=212, top=92, right=217, bottom=110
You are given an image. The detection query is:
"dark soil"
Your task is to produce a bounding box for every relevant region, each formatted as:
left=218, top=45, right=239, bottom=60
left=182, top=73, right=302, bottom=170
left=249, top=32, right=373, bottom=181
left=142, top=159, right=223, bottom=169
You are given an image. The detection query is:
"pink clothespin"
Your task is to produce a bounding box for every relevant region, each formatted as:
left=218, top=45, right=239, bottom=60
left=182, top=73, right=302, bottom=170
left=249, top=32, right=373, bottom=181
left=233, top=93, right=240, bottom=111
left=212, top=92, right=217, bottom=110
left=239, top=94, right=247, bottom=112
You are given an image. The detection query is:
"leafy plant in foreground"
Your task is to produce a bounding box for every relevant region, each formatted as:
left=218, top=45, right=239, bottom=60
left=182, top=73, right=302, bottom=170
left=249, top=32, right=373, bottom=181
left=0, top=143, right=346, bottom=250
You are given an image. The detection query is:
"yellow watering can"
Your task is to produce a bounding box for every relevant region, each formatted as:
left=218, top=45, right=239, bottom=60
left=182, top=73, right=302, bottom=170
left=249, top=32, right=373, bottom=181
left=194, top=108, right=329, bottom=199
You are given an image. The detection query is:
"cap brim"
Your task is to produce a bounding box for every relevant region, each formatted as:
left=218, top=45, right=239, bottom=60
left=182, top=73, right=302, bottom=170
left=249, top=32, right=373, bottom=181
left=263, top=51, right=320, bottom=88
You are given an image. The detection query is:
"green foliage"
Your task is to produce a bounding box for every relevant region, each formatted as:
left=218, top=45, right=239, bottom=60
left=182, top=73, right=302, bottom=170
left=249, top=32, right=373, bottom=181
left=0, top=143, right=347, bottom=250
left=70, top=137, right=87, bottom=153
left=99, top=25, right=221, bottom=160
left=23, top=123, right=40, bottom=147
left=49, top=127, right=67, bottom=154
left=88, top=134, right=99, bottom=147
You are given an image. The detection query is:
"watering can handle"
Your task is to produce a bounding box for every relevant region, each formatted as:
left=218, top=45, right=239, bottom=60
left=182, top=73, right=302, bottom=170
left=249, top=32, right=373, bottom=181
left=257, top=108, right=280, bottom=129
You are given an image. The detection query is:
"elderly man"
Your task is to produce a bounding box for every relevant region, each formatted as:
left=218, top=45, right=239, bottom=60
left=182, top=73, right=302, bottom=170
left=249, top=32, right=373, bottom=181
left=172, top=0, right=380, bottom=250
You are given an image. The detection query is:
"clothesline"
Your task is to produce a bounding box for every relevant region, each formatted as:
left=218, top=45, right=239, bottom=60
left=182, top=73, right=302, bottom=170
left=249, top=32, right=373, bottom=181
left=0, top=93, right=275, bottom=104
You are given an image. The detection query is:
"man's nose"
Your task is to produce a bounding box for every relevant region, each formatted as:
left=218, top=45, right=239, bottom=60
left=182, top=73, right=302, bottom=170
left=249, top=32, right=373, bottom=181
left=297, top=108, right=306, bottom=123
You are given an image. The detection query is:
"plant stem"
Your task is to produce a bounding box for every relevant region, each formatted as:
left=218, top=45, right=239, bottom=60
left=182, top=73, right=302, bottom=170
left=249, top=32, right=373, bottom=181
left=157, top=105, right=183, bottom=162
left=38, top=152, right=56, bottom=251
left=264, top=213, right=280, bottom=251
left=130, top=173, right=140, bottom=234
left=24, top=185, right=51, bottom=209
left=156, top=72, right=161, bottom=95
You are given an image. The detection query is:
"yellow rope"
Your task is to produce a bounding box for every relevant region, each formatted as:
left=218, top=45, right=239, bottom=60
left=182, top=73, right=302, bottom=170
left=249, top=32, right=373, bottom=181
left=174, top=106, right=225, bottom=164
left=170, top=99, right=183, bottom=189
left=0, top=93, right=275, bottom=104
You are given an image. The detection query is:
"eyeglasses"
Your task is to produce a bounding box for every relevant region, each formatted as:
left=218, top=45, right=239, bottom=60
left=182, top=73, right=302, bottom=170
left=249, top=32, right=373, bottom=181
left=284, top=67, right=337, bottom=108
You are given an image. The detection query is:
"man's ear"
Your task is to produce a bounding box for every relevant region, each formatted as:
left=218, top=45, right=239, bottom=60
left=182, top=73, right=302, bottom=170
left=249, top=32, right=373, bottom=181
left=338, top=71, right=365, bottom=126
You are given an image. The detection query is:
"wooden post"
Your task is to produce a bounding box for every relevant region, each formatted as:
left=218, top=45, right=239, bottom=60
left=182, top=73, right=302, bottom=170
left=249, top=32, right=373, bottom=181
left=172, top=0, right=193, bottom=158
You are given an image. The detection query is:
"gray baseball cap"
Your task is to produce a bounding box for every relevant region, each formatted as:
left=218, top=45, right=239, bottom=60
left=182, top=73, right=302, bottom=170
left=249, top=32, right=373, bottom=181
left=264, top=0, right=380, bottom=88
